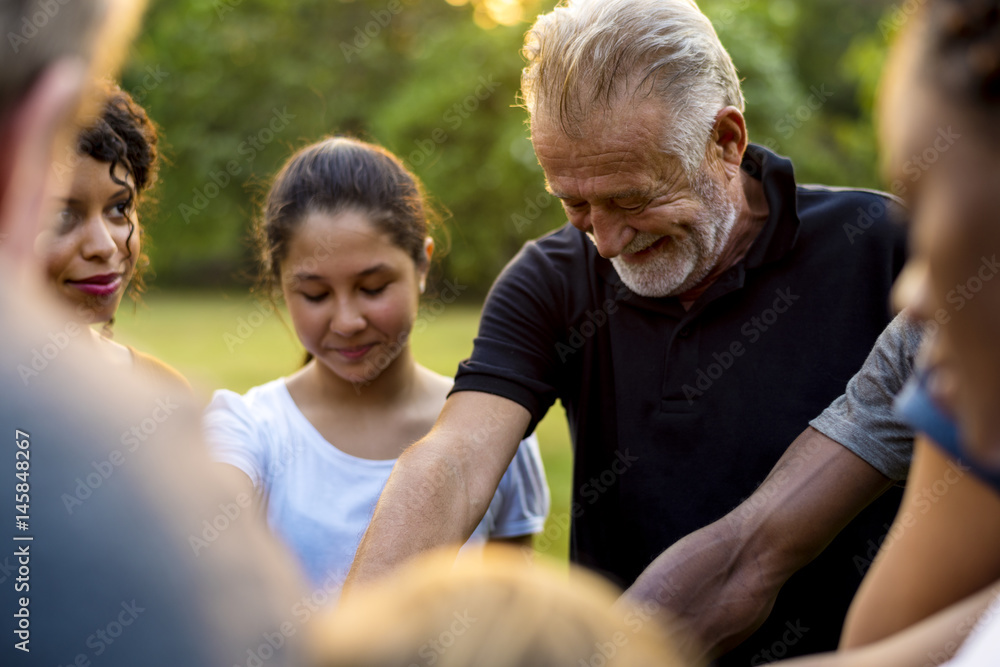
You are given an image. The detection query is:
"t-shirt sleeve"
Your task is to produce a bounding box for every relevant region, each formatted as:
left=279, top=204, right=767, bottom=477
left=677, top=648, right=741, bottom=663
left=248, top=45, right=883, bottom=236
left=451, top=238, right=571, bottom=436
left=808, top=312, right=924, bottom=480
left=202, top=389, right=270, bottom=490
left=487, top=432, right=551, bottom=539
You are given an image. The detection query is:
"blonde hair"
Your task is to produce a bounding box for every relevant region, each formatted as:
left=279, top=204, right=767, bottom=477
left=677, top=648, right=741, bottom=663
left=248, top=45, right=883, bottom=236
left=521, top=0, right=743, bottom=175
left=311, top=547, right=695, bottom=667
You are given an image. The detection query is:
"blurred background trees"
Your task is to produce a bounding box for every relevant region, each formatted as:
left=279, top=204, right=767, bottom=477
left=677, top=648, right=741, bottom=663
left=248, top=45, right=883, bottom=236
left=122, top=0, right=901, bottom=297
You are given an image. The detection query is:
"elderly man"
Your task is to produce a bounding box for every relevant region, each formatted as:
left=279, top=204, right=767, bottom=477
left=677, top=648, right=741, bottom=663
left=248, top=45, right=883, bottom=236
left=349, top=0, right=905, bottom=662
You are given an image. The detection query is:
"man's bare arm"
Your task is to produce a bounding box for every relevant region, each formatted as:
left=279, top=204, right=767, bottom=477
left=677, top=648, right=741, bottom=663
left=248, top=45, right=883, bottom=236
left=623, top=427, right=892, bottom=659
left=345, top=391, right=531, bottom=590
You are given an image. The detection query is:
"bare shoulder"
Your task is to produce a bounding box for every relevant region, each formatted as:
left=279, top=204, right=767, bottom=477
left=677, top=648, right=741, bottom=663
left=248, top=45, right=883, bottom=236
left=416, top=365, right=455, bottom=414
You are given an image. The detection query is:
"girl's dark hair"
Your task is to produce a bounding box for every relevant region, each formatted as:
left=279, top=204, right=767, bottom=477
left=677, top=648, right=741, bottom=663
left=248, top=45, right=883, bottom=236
left=77, top=80, right=160, bottom=296
left=255, top=136, right=436, bottom=296
left=924, top=1, right=1000, bottom=108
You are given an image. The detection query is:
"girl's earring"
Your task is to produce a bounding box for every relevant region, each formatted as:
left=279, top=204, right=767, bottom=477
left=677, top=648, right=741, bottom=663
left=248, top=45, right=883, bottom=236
left=419, top=280, right=426, bottom=295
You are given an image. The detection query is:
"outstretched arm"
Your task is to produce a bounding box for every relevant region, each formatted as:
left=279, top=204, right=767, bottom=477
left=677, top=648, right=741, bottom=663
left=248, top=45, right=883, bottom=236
left=345, top=391, right=530, bottom=590
left=779, top=580, right=1000, bottom=667
left=623, top=427, right=892, bottom=659
left=840, top=436, right=1000, bottom=647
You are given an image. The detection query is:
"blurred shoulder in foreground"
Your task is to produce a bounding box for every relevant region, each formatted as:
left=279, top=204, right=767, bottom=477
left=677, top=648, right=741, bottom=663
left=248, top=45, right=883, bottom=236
left=1, top=282, right=309, bottom=666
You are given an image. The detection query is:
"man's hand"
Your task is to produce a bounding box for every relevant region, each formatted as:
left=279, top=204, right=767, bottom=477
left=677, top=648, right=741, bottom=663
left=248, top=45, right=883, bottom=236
left=623, top=427, right=893, bottom=659
left=344, top=391, right=530, bottom=591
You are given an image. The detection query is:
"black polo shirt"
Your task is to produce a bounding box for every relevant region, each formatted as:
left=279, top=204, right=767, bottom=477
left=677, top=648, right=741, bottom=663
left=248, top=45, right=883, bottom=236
left=453, top=144, right=907, bottom=663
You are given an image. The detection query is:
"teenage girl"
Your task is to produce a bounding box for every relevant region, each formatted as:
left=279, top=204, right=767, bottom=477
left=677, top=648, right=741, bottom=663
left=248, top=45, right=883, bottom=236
left=203, top=137, right=549, bottom=589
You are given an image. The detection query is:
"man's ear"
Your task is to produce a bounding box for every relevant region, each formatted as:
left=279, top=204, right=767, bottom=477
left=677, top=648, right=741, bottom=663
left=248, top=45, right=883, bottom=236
left=709, top=106, right=748, bottom=181
left=0, top=58, right=88, bottom=272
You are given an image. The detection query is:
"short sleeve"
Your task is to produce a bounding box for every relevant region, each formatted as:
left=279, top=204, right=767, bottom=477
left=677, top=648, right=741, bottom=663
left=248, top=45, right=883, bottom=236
left=487, top=432, right=551, bottom=538
left=202, top=389, right=270, bottom=490
left=452, top=235, right=573, bottom=436
left=809, top=312, right=924, bottom=480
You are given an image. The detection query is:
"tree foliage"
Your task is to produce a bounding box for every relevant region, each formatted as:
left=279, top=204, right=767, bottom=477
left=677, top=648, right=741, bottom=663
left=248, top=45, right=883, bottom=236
left=121, top=0, right=898, bottom=295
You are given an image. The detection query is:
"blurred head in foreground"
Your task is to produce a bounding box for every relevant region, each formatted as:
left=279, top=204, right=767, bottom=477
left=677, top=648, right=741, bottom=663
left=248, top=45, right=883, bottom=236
left=1, top=2, right=308, bottom=666
left=884, top=0, right=1000, bottom=466
left=0, top=0, right=145, bottom=279
left=313, top=547, right=693, bottom=667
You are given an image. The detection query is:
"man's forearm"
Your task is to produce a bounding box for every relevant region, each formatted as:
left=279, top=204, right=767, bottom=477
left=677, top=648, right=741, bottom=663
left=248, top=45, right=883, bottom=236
left=345, top=442, right=478, bottom=590
left=344, top=391, right=531, bottom=592
left=624, top=428, right=893, bottom=658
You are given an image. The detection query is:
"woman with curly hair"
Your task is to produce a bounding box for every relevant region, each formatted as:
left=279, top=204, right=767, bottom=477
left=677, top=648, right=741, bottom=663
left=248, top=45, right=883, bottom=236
left=40, top=80, right=187, bottom=386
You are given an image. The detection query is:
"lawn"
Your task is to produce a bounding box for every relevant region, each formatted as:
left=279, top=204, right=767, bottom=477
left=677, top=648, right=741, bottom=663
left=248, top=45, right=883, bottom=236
left=113, top=291, right=574, bottom=563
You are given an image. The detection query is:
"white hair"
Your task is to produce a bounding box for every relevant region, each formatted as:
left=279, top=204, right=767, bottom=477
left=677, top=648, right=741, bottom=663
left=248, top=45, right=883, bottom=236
left=521, top=0, right=745, bottom=175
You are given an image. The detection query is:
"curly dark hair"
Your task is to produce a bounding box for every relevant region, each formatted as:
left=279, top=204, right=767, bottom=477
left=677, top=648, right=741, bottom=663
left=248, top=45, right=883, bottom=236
left=76, top=80, right=160, bottom=297
left=924, top=0, right=1000, bottom=107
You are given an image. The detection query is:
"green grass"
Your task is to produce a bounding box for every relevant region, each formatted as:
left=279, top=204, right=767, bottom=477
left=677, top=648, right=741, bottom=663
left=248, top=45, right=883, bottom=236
left=114, top=291, right=573, bottom=563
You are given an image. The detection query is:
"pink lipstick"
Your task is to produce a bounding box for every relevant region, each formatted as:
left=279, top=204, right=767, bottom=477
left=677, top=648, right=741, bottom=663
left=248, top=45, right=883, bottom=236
left=67, top=273, right=122, bottom=297
left=336, top=344, right=375, bottom=361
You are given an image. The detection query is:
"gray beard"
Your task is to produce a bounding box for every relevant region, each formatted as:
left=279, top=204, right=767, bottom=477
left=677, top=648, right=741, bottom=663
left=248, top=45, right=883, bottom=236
left=608, top=168, right=739, bottom=298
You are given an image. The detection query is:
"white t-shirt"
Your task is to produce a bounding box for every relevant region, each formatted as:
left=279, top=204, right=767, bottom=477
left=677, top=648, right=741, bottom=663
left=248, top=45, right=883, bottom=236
left=202, top=378, right=550, bottom=590
left=944, top=593, right=1000, bottom=666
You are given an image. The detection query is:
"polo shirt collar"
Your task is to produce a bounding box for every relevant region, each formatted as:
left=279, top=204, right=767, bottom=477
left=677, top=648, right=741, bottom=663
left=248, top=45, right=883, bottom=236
left=740, top=143, right=801, bottom=268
